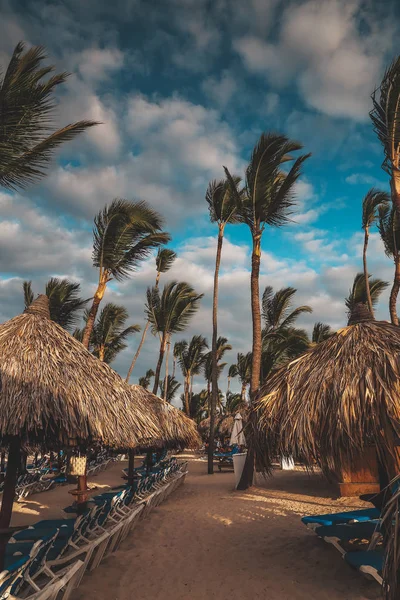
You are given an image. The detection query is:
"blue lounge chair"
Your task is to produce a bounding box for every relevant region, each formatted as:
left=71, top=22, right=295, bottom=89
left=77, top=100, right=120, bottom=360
left=301, top=507, right=380, bottom=530
left=314, top=520, right=382, bottom=554
left=344, top=549, right=383, bottom=584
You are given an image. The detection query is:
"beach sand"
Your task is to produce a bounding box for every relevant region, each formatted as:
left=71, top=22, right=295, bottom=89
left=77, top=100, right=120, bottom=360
left=63, top=453, right=380, bottom=600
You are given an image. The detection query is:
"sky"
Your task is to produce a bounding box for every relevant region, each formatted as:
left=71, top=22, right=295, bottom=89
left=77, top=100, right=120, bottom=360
left=0, top=0, right=399, bottom=404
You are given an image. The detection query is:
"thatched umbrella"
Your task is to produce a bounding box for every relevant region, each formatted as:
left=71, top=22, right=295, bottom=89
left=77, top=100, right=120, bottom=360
left=253, top=308, right=400, bottom=480
left=0, top=296, right=160, bottom=542
left=124, top=386, right=200, bottom=482
left=130, top=386, right=200, bottom=450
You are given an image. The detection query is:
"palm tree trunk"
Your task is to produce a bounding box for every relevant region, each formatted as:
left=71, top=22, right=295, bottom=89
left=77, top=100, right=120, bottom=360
left=250, top=233, right=262, bottom=396
left=163, top=336, right=171, bottom=401
left=82, top=273, right=108, bottom=349
left=126, top=321, right=150, bottom=382
left=363, top=227, right=374, bottom=317
left=99, top=346, right=105, bottom=361
left=227, top=377, right=231, bottom=396
left=0, top=438, right=21, bottom=570
left=208, top=226, right=224, bottom=475
left=237, top=232, right=262, bottom=490
left=241, top=382, right=247, bottom=401
left=126, top=268, right=162, bottom=382
left=153, top=333, right=167, bottom=395
left=183, top=375, right=190, bottom=416
left=390, top=252, right=400, bottom=325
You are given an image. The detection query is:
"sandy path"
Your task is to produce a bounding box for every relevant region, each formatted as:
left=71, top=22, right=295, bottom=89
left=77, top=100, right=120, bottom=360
left=74, top=454, right=380, bottom=600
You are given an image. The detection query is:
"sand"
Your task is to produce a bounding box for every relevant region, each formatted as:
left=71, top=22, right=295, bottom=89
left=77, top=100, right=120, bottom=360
left=62, top=453, right=381, bottom=600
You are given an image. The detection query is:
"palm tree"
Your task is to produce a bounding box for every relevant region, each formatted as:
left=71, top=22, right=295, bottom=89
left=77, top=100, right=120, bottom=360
left=262, top=286, right=312, bottom=333
left=378, top=203, right=400, bottom=324
left=261, top=327, right=309, bottom=380
left=138, top=369, right=155, bottom=390
left=260, top=286, right=312, bottom=380
left=361, top=189, right=390, bottom=317
left=235, top=352, right=252, bottom=401
left=23, top=278, right=88, bottom=331
left=125, top=248, right=177, bottom=381
left=345, top=272, right=389, bottom=322
left=88, top=303, right=140, bottom=363
left=0, top=42, right=98, bottom=190
left=146, top=282, right=203, bottom=395
left=225, top=391, right=246, bottom=415
left=225, top=133, right=310, bottom=399
left=160, top=375, right=181, bottom=403
left=370, top=57, right=400, bottom=324
left=312, top=322, right=334, bottom=344
left=176, top=335, right=209, bottom=416
left=227, top=364, right=238, bottom=396
left=82, top=199, right=169, bottom=349
left=206, top=177, right=241, bottom=474
left=203, top=336, right=232, bottom=399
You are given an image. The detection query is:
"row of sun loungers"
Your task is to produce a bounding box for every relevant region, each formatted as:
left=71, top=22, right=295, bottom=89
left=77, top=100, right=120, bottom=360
left=0, top=457, right=188, bottom=600
left=302, top=507, right=384, bottom=585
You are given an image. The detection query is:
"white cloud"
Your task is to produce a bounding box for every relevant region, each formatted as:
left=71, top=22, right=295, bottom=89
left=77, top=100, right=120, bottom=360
left=235, top=0, right=393, bottom=120
left=202, top=71, right=238, bottom=108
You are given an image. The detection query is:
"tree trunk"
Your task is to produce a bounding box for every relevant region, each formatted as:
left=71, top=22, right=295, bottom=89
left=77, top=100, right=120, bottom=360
left=183, top=375, right=190, bottom=416
left=99, top=345, right=105, bottom=362
left=249, top=234, right=262, bottom=395
left=126, top=321, right=150, bottom=382
left=208, top=226, right=224, bottom=475
left=163, top=336, right=171, bottom=401
left=126, top=267, right=162, bottom=382
left=0, top=438, right=21, bottom=570
left=153, top=333, right=167, bottom=395
left=241, top=382, right=247, bottom=401
left=363, top=227, right=374, bottom=317
left=227, top=377, right=231, bottom=396
left=82, top=274, right=108, bottom=349
left=390, top=252, right=400, bottom=325
left=237, top=232, right=262, bottom=490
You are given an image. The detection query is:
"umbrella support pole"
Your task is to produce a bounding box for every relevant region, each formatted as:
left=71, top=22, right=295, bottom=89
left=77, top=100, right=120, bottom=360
left=69, top=474, right=89, bottom=516
left=0, top=438, right=21, bottom=571
left=127, top=450, right=135, bottom=486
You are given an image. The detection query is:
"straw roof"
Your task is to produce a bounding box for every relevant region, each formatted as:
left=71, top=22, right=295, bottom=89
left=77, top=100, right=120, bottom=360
left=0, top=296, right=160, bottom=449
left=129, top=386, right=201, bottom=449
left=253, top=320, right=400, bottom=474
left=198, top=410, right=248, bottom=440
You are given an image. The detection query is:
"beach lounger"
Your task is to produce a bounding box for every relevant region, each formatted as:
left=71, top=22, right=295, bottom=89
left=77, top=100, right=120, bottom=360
left=301, top=507, right=380, bottom=530
left=314, top=520, right=382, bottom=554
left=344, top=549, right=383, bottom=584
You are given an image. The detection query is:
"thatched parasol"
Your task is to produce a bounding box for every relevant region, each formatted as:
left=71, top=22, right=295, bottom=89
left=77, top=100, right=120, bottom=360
left=0, top=296, right=160, bottom=539
left=253, top=316, right=400, bottom=478
left=129, top=385, right=201, bottom=450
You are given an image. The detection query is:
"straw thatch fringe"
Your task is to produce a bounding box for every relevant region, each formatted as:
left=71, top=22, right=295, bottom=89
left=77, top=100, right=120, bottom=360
left=129, top=386, right=201, bottom=449
left=198, top=410, right=249, bottom=440
left=253, top=320, right=400, bottom=476
left=0, top=296, right=160, bottom=449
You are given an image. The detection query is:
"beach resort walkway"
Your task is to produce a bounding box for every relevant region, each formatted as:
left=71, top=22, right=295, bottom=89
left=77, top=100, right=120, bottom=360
left=75, top=454, right=380, bottom=600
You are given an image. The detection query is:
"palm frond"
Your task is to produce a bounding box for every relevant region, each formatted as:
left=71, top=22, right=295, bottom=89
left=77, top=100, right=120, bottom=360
left=90, top=302, right=139, bottom=364
left=345, top=273, right=389, bottom=319
left=22, top=280, right=34, bottom=308
left=205, top=176, right=243, bottom=224
left=145, top=281, right=203, bottom=337
left=312, top=322, right=334, bottom=344
left=370, top=56, right=400, bottom=175
left=92, top=199, right=170, bottom=281
left=362, top=188, right=390, bottom=229
left=156, top=248, right=177, bottom=274
left=0, top=42, right=99, bottom=190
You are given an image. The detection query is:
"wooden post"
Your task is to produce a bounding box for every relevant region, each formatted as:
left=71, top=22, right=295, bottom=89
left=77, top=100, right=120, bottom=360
left=127, top=449, right=135, bottom=486
left=0, top=438, right=21, bottom=571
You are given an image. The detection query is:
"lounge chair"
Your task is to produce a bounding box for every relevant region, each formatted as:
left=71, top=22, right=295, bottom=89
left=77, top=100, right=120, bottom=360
left=314, top=520, right=382, bottom=554
left=301, top=507, right=380, bottom=530
left=344, top=549, right=383, bottom=584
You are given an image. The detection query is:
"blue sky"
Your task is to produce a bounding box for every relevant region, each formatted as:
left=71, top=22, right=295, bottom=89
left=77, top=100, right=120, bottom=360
left=0, top=0, right=399, bottom=401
